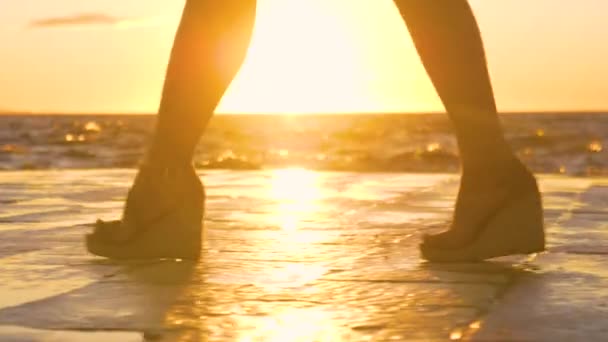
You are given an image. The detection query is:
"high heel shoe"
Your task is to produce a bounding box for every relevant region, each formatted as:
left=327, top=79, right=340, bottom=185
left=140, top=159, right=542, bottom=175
left=419, top=190, right=545, bottom=262
left=86, top=165, right=204, bottom=260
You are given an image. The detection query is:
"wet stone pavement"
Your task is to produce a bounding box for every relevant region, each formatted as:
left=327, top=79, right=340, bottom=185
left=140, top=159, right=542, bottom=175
left=0, top=170, right=606, bottom=341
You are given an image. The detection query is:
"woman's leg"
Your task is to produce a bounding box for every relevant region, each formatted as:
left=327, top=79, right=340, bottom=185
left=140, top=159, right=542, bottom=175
left=394, top=0, right=540, bottom=249
left=118, top=0, right=257, bottom=238
left=149, top=0, right=257, bottom=165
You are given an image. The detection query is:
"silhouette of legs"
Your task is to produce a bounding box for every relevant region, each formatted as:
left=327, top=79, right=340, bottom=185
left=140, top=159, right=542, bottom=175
left=394, top=1, right=544, bottom=257
left=88, top=0, right=544, bottom=261
left=86, top=0, right=257, bottom=258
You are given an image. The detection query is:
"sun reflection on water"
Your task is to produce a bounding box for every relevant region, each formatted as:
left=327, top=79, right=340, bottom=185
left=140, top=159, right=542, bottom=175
left=269, top=168, right=321, bottom=232
left=238, top=308, right=337, bottom=342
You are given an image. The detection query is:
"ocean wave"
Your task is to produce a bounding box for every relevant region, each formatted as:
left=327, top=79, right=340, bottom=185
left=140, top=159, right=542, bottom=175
left=0, top=113, right=607, bottom=175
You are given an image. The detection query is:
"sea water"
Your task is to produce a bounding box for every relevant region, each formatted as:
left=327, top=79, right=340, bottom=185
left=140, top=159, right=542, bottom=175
left=0, top=113, right=606, bottom=175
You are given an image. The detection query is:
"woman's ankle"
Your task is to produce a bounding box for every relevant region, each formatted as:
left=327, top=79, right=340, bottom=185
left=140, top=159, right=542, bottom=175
left=460, top=156, right=536, bottom=190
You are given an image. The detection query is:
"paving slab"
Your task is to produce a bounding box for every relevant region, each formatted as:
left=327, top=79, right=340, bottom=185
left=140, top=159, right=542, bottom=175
left=0, top=170, right=603, bottom=341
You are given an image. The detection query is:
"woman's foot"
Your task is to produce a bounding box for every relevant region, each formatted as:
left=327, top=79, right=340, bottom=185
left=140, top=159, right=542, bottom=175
left=86, top=164, right=205, bottom=260
left=421, top=158, right=543, bottom=253
left=419, top=185, right=545, bottom=262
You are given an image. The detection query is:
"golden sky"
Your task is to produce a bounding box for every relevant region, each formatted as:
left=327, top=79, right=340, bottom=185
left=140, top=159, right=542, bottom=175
left=1, top=0, right=608, bottom=114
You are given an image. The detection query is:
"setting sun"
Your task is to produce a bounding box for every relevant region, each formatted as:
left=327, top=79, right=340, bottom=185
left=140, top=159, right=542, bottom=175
left=216, top=0, right=437, bottom=114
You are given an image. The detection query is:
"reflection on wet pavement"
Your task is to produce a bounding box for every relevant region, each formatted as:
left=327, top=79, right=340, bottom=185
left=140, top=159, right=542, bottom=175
left=0, top=170, right=605, bottom=341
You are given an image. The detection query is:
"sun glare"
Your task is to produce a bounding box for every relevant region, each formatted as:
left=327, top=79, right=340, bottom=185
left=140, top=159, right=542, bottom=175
left=237, top=308, right=336, bottom=341
left=269, top=168, right=320, bottom=231
left=216, top=0, right=436, bottom=114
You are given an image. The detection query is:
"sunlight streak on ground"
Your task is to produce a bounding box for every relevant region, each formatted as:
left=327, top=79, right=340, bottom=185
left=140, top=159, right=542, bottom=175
left=269, top=168, right=321, bottom=232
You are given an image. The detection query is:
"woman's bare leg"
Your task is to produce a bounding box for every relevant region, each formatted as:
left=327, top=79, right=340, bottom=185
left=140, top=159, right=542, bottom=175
left=120, top=0, right=257, bottom=237
left=149, top=0, right=256, bottom=164
left=394, top=1, right=541, bottom=250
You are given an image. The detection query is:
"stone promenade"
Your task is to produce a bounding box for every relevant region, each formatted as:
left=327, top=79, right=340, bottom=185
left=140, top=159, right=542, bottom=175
left=0, top=170, right=606, bottom=341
